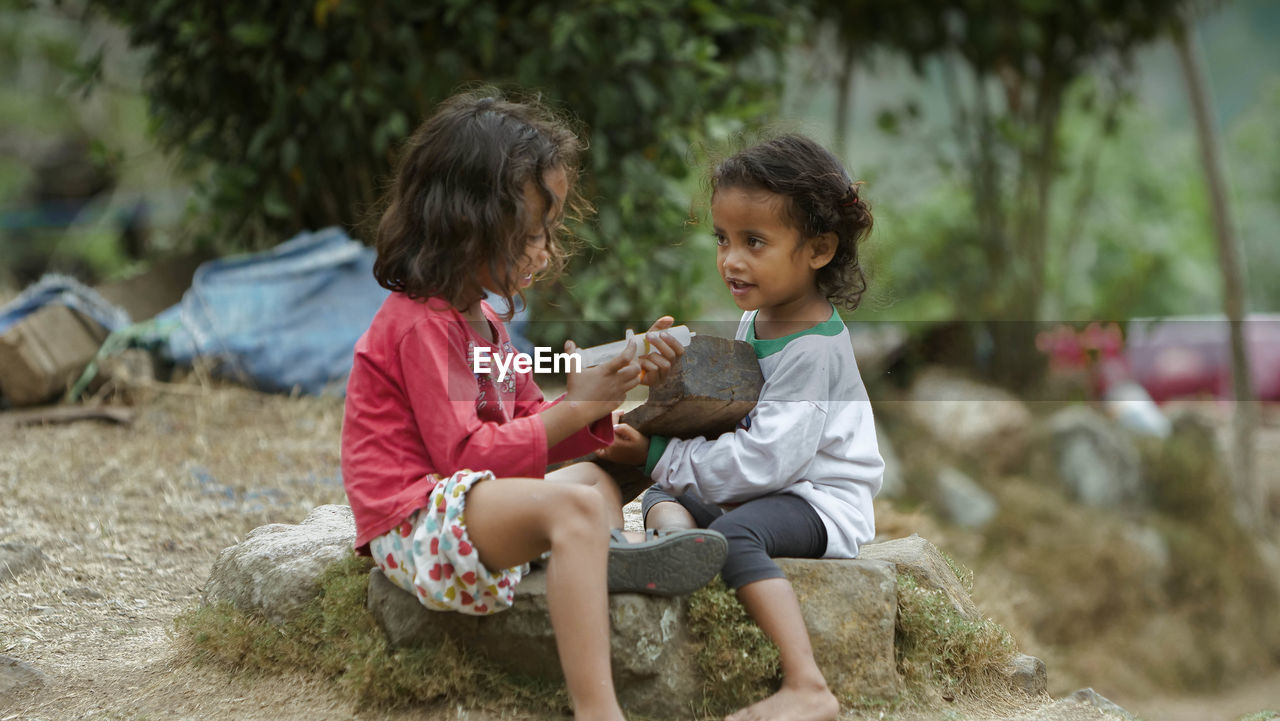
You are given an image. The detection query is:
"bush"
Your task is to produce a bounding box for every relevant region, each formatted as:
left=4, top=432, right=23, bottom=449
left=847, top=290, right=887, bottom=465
left=93, top=0, right=796, bottom=344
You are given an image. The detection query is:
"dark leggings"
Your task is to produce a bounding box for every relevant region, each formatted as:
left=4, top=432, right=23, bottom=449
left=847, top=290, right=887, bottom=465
left=641, top=485, right=828, bottom=589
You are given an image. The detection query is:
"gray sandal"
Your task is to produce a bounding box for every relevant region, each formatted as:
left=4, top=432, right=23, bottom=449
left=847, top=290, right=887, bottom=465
left=607, top=527, right=728, bottom=596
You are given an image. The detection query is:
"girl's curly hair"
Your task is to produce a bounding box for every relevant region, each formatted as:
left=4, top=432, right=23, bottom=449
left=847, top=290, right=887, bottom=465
left=372, top=88, right=588, bottom=314
left=711, top=134, right=872, bottom=310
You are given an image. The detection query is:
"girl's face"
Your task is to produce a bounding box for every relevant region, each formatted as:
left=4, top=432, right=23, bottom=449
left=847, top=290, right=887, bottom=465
left=484, top=166, right=567, bottom=296
left=711, top=186, right=833, bottom=322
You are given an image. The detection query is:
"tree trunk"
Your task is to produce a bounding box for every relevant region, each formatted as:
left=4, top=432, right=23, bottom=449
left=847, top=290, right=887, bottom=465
left=1172, top=18, right=1261, bottom=529
left=834, top=42, right=856, bottom=161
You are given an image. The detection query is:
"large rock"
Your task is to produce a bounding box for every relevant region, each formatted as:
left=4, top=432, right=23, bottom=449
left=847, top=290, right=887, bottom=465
left=860, top=536, right=1047, bottom=699
left=859, top=534, right=981, bottom=621
left=204, top=504, right=355, bottom=624
left=776, top=558, right=901, bottom=700
left=933, top=466, right=999, bottom=529
left=368, top=568, right=702, bottom=717
left=369, top=558, right=902, bottom=715
left=1046, top=406, right=1143, bottom=509
left=905, top=368, right=1032, bottom=463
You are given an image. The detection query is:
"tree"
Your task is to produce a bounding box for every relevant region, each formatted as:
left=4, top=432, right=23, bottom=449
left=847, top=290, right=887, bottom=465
left=1170, top=15, right=1260, bottom=529
left=92, top=0, right=795, bottom=346
left=806, top=0, right=1194, bottom=387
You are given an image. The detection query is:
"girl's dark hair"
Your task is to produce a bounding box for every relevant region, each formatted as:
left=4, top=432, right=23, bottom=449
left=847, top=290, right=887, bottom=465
left=373, top=88, right=587, bottom=313
left=711, top=134, right=872, bottom=310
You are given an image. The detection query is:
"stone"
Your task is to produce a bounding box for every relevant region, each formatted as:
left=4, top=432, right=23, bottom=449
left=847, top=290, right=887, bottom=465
left=932, top=466, right=998, bottom=529
left=1046, top=406, right=1143, bottom=509
left=62, top=585, right=104, bottom=601
left=370, top=557, right=903, bottom=714
left=620, top=334, right=763, bottom=440
left=1003, top=653, right=1047, bottom=696
left=905, top=368, right=1032, bottom=463
left=859, top=534, right=981, bottom=621
left=0, top=542, right=48, bottom=584
left=776, top=558, right=901, bottom=700
left=203, top=504, right=355, bottom=624
left=368, top=567, right=702, bottom=718
left=0, top=654, right=46, bottom=703
left=1064, top=687, right=1136, bottom=719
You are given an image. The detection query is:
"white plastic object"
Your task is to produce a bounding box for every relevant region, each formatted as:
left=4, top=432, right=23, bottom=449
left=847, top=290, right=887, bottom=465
left=575, top=325, right=696, bottom=368
left=1103, top=380, right=1171, bottom=438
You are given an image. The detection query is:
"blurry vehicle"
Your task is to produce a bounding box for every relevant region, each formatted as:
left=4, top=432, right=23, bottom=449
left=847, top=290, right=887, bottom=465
left=1125, top=314, right=1280, bottom=403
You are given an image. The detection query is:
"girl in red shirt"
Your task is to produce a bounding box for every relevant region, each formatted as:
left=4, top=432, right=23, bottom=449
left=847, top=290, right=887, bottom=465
left=341, top=89, right=724, bottom=721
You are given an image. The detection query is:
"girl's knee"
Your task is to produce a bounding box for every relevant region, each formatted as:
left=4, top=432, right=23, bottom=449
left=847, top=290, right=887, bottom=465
left=547, top=483, right=609, bottom=538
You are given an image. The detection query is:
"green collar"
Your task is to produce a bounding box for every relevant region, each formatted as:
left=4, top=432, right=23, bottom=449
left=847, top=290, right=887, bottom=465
left=746, top=306, right=843, bottom=358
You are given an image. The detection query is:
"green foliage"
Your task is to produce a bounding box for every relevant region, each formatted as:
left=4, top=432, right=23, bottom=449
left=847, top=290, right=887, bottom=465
left=1230, top=77, right=1280, bottom=312
left=803, top=0, right=1202, bottom=386
left=686, top=580, right=779, bottom=715
left=175, top=555, right=567, bottom=711
left=92, top=0, right=795, bottom=345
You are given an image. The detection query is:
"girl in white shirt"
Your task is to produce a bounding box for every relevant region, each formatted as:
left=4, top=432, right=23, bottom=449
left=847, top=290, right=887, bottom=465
left=602, top=134, right=883, bottom=721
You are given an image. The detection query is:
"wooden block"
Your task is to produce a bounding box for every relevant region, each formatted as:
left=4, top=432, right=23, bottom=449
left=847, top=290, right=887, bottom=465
left=549, top=335, right=764, bottom=504
left=0, top=305, right=108, bottom=406
left=621, top=334, right=763, bottom=439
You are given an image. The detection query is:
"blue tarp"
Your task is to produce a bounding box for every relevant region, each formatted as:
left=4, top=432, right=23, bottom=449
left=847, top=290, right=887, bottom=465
left=0, top=274, right=131, bottom=335
left=151, top=227, right=389, bottom=395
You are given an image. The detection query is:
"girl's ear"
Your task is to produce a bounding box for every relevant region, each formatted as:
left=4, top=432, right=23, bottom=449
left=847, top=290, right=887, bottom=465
left=808, top=232, right=838, bottom=270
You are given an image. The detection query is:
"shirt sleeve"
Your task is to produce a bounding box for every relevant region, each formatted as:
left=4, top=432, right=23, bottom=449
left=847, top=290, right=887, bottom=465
left=650, top=346, right=830, bottom=505
left=451, top=332, right=613, bottom=468
left=399, top=319, right=549, bottom=479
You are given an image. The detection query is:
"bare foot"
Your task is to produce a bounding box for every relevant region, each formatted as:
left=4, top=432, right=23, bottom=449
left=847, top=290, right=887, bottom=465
left=726, top=681, right=838, bottom=721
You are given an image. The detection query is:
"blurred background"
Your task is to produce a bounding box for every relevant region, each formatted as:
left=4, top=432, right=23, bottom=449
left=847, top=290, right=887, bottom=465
left=2, top=0, right=1278, bottom=718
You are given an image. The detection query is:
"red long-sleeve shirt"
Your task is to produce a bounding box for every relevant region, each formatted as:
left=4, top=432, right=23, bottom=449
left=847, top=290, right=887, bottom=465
left=341, top=292, right=612, bottom=553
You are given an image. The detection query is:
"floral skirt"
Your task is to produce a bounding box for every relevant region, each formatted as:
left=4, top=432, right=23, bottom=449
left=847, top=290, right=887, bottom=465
left=369, top=469, right=525, bottom=616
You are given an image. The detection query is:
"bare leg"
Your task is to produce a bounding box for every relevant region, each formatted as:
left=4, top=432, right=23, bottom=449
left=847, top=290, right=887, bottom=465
left=547, top=462, right=626, bottom=528
left=643, top=499, right=697, bottom=531
left=465, top=477, right=625, bottom=721
left=726, top=578, right=838, bottom=721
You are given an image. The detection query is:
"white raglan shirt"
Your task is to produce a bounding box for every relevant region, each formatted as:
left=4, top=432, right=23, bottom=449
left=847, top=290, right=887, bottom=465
left=648, top=308, right=883, bottom=558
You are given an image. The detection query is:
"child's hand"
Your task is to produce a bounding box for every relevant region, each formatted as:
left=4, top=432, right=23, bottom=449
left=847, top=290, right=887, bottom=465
left=597, top=422, right=650, bottom=466
left=563, top=337, right=642, bottom=423
left=637, top=315, right=686, bottom=387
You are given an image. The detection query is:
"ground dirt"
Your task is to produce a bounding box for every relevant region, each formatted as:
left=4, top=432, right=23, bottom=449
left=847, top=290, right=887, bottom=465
left=1, top=381, right=1277, bottom=720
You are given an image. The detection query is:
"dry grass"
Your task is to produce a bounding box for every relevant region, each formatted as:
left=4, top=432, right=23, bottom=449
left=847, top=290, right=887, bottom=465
left=0, top=381, right=376, bottom=720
